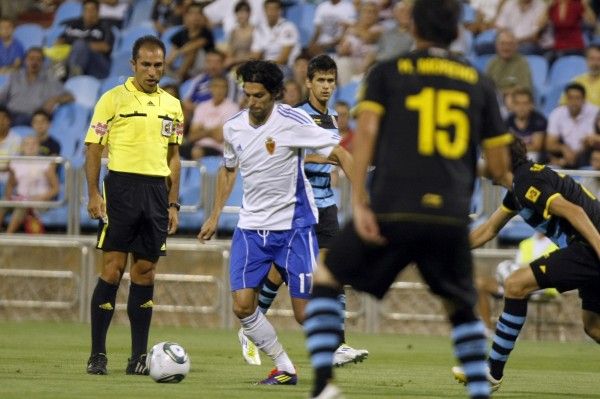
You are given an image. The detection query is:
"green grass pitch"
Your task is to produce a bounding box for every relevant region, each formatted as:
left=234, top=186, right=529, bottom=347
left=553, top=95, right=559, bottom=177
left=1, top=321, right=599, bottom=398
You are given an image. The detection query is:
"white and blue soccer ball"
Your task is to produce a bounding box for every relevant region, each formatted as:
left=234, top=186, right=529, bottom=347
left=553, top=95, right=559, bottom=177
left=146, top=342, right=190, bottom=383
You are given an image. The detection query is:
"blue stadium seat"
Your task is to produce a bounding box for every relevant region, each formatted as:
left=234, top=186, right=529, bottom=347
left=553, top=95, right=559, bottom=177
left=472, top=53, right=494, bottom=72
left=336, top=81, right=360, bottom=107
left=212, top=25, right=225, bottom=45
left=179, top=77, right=195, bottom=99
left=542, top=83, right=567, bottom=117
left=473, top=29, right=496, bottom=53
left=64, top=75, right=101, bottom=109
left=14, top=23, right=45, bottom=50
left=116, top=25, right=157, bottom=54
left=108, top=50, right=132, bottom=78
left=50, top=103, right=91, bottom=160
left=526, top=55, right=548, bottom=105
left=497, top=216, right=536, bottom=244
left=161, top=25, right=182, bottom=56
left=178, top=166, right=205, bottom=230
left=547, top=55, right=587, bottom=88
left=44, top=26, right=64, bottom=46
left=219, top=171, right=243, bottom=232
left=462, top=3, right=476, bottom=24
left=100, top=75, right=127, bottom=95
left=126, top=0, right=154, bottom=29
left=0, top=74, right=7, bottom=88
left=11, top=125, right=34, bottom=138
left=52, top=1, right=82, bottom=27
left=285, top=2, right=316, bottom=48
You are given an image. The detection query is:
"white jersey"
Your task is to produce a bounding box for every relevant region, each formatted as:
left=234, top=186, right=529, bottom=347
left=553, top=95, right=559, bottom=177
left=223, top=103, right=340, bottom=230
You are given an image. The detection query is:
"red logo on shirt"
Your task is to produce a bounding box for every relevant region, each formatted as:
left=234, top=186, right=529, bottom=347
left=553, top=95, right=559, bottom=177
left=265, top=137, right=276, bottom=155
left=175, top=122, right=184, bottom=137
left=92, top=122, right=108, bottom=136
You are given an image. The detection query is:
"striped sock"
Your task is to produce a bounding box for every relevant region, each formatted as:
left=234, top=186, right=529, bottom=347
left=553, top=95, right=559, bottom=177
left=305, top=285, right=343, bottom=398
left=452, top=320, right=490, bottom=399
left=258, top=279, right=280, bottom=314
left=489, top=298, right=528, bottom=380
left=337, top=289, right=346, bottom=344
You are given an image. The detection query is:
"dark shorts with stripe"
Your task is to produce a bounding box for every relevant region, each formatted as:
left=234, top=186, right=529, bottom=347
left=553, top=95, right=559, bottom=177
left=530, top=241, right=600, bottom=314
left=97, top=171, right=169, bottom=261
left=325, top=220, right=477, bottom=308
left=315, top=205, right=340, bottom=249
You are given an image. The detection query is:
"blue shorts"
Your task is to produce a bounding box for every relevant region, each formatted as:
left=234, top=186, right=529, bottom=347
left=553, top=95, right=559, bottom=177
left=229, top=226, right=319, bottom=299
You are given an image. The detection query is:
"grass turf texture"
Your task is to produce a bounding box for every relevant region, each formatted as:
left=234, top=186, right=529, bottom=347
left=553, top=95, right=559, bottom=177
left=0, top=321, right=599, bottom=398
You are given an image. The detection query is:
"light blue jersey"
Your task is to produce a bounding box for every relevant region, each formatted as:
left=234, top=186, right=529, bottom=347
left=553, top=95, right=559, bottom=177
left=295, top=101, right=338, bottom=209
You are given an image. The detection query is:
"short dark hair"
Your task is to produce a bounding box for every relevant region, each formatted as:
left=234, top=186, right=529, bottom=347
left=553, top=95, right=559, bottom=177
left=83, top=0, right=100, bottom=9
left=234, top=0, right=251, bottom=13
left=32, top=108, right=52, bottom=122
left=264, top=0, right=282, bottom=8
left=132, top=35, right=165, bottom=60
left=509, top=136, right=529, bottom=170
left=307, top=54, right=337, bottom=80
left=237, top=60, right=283, bottom=99
left=412, top=0, right=460, bottom=47
left=565, top=82, right=586, bottom=98
left=26, top=46, right=43, bottom=57
left=187, top=2, right=204, bottom=13
left=512, top=87, right=534, bottom=102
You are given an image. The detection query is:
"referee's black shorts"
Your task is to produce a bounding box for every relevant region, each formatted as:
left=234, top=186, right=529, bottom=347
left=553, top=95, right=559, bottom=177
left=325, top=220, right=477, bottom=309
left=315, top=205, right=340, bottom=249
left=530, top=241, right=600, bottom=314
left=96, top=171, right=169, bottom=261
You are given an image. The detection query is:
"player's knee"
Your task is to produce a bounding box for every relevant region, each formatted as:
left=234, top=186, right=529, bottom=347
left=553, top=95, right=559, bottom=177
left=130, top=261, right=156, bottom=285
left=232, top=301, right=255, bottom=319
left=504, top=273, right=529, bottom=299
left=101, top=261, right=125, bottom=284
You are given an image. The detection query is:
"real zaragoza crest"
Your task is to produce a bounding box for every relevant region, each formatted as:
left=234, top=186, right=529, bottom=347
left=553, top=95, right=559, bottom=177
left=265, top=137, right=275, bottom=155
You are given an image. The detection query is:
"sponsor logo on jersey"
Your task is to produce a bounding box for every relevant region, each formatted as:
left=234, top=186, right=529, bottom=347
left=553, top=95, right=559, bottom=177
left=92, top=122, right=109, bottom=136
left=525, top=186, right=541, bottom=203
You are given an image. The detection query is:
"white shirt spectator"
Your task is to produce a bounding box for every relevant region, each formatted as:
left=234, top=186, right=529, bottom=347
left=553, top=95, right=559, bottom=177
left=471, top=0, right=502, bottom=22
left=223, top=104, right=340, bottom=230
left=495, top=0, right=547, bottom=42
left=251, top=18, right=300, bottom=67
left=547, top=102, right=599, bottom=152
left=192, top=98, right=240, bottom=130
left=0, top=130, right=21, bottom=183
left=314, top=1, right=356, bottom=46
left=10, top=159, right=53, bottom=199
left=204, top=0, right=266, bottom=35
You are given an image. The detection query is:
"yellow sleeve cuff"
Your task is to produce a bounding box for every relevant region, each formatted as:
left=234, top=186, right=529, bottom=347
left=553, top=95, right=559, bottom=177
left=354, top=100, right=385, bottom=116
left=543, top=193, right=562, bottom=220
left=482, top=133, right=513, bottom=149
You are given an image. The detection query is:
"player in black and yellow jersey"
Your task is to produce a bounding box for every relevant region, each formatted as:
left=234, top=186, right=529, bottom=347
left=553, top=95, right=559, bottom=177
left=453, top=137, right=600, bottom=391
left=303, top=1, right=512, bottom=398
left=84, top=35, right=183, bottom=376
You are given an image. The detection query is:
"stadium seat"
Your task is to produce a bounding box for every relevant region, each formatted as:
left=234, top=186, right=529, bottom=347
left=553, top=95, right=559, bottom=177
left=108, top=50, right=133, bottom=78
left=116, top=25, right=157, bottom=54
left=178, top=165, right=205, bottom=230
left=161, top=25, right=182, bottom=56
left=212, top=25, right=225, bottom=45
left=336, top=81, right=360, bottom=107
left=497, top=215, right=536, bottom=244
left=100, top=75, right=127, bottom=95
left=0, top=74, right=7, bottom=88
left=52, top=1, right=82, bottom=27
left=179, top=77, right=195, bottom=99
left=126, top=0, right=154, bottom=29
left=461, top=3, right=476, bottom=24
left=526, top=55, right=548, bottom=105
left=50, top=103, right=91, bottom=160
left=43, top=25, right=64, bottom=46
left=471, top=53, right=493, bottom=72
left=547, top=55, right=587, bottom=88
left=542, top=83, right=567, bottom=117
left=11, top=125, right=34, bottom=138
left=13, top=23, right=45, bottom=50
left=64, top=75, right=101, bottom=109
left=473, top=29, right=496, bottom=54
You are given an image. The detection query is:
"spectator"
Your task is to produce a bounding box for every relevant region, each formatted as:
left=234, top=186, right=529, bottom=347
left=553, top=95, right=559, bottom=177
left=31, top=109, right=60, bottom=157
left=335, top=100, right=354, bottom=151
left=204, top=0, right=265, bottom=37
left=495, top=0, right=547, bottom=54
left=152, top=0, right=185, bottom=35
left=166, top=2, right=214, bottom=82
left=292, top=54, right=309, bottom=100
left=183, top=76, right=239, bottom=160
left=540, top=0, right=596, bottom=62
left=336, top=0, right=383, bottom=85
left=250, top=0, right=300, bottom=70
left=282, top=79, right=303, bottom=106
left=506, top=87, right=547, bottom=162
left=57, top=0, right=114, bottom=79
left=469, top=0, right=504, bottom=33
left=0, top=106, right=20, bottom=184
left=0, top=47, right=74, bottom=126
left=0, top=135, right=59, bottom=233
left=0, top=18, right=24, bottom=74
left=546, top=82, right=599, bottom=167
left=562, top=44, right=600, bottom=107
left=181, top=49, right=234, bottom=120
left=99, top=0, right=130, bottom=29
left=307, top=0, right=356, bottom=57
left=583, top=145, right=600, bottom=197
left=224, top=1, right=255, bottom=69
left=486, top=30, right=533, bottom=93
left=373, top=0, right=413, bottom=62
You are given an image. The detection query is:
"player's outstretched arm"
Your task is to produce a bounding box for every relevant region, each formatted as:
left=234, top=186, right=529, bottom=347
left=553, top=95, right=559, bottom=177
left=198, top=166, right=237, bottom=242
left=326, top=145, right=353, bottom=183
left=548, top=195, right=600, bottom=258
left=482, top=144, right=511, bottom=185
left=167, top=144, right=181, bottom=234
left=470, top=207, right=514, bottom=249
left=85, top=143, right=106, bottom=221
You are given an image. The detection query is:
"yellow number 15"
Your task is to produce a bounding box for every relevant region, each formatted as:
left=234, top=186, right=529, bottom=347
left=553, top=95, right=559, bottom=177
left=406, top=88, right=470, bottom=159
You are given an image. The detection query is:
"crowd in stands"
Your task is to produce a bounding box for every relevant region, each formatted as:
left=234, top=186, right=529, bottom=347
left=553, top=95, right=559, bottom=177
left=3, top=0, right=600, bottom=233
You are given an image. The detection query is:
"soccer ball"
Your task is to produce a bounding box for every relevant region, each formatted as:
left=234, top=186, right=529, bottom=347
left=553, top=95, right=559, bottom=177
left=146, top=342, right=190, bottom=383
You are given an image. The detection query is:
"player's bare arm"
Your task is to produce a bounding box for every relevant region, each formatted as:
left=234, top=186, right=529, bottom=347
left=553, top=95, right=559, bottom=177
left=483, top=144, right=511, bottom=186
left=198, top=166, right=237, bottom=242
left=469, top=207, right=515, bottom=249
left=85, top=142, right=106, bottom=220
left=167, top=144, right=181, bottom=234
left=304, top=153, right=338, bottom=165
left=548, top=195, right=600, bottom=258
left=326, top=145, right=353, bottom=182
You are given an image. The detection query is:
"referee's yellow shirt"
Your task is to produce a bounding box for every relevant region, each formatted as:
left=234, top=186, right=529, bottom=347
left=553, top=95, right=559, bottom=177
left=84, top=77, right=184, bottom=177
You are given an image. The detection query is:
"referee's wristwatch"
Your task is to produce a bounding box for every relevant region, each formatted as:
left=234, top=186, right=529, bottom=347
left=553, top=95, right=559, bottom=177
left=169, top=202, right=181, bottom=211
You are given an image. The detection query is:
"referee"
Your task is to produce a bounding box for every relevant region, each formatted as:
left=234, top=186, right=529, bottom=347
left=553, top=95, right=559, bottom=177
left=84, top=35, right=183, bottom=376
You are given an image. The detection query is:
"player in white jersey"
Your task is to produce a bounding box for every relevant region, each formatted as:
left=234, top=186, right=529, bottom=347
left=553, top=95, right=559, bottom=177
left=198, top=60, right=352, bottom=386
